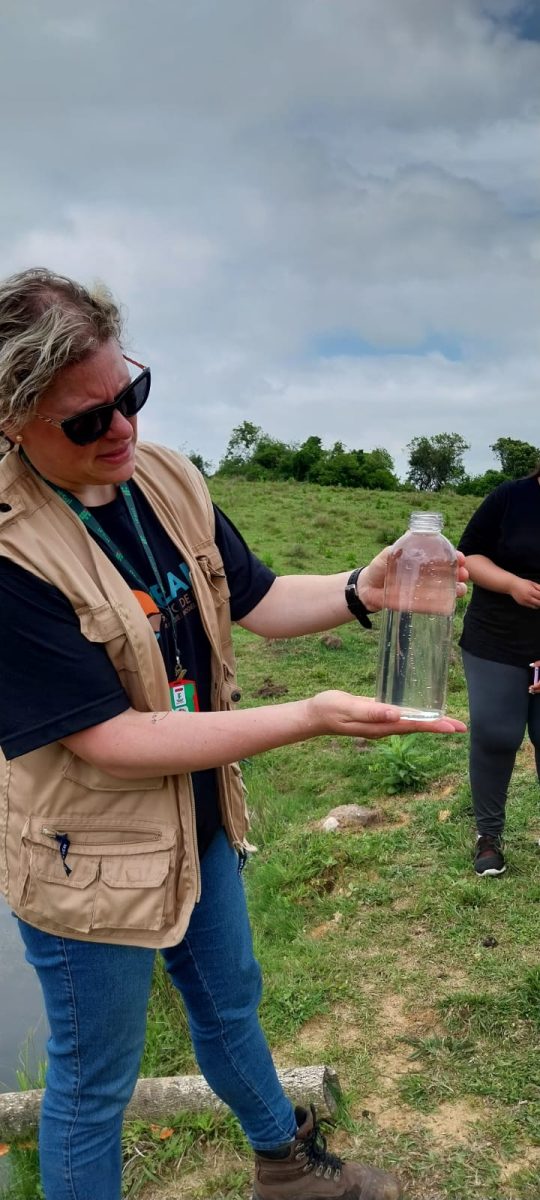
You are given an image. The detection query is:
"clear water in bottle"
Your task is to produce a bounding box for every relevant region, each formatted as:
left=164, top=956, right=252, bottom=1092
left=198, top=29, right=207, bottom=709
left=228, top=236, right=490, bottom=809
left=375, top=512, right=457, bottom=720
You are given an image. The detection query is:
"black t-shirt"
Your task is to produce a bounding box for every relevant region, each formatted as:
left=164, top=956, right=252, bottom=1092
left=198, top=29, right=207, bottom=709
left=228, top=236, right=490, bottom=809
left=0, top=483, right=275, bottom=856
left=458, top=476, right=540, bottom=667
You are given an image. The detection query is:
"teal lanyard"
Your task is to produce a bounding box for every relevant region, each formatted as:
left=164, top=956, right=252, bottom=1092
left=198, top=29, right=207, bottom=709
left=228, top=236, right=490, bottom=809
left=54, top=481, right=170, bottom=603
left=21, top=451, right=183, bottom=675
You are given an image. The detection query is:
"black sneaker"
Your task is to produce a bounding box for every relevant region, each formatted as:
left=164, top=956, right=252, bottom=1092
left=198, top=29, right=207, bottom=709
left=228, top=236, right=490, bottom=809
left=474, top=834, right=506, bottom=876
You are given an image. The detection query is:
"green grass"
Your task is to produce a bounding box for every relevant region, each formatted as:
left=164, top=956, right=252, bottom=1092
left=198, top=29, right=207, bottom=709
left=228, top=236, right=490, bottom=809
left=3, top=480, right=539, bottom=1200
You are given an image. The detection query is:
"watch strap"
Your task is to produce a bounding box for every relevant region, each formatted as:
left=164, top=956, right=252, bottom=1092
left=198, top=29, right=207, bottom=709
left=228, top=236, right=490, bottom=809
left=345, top=567, right=373, bottom=629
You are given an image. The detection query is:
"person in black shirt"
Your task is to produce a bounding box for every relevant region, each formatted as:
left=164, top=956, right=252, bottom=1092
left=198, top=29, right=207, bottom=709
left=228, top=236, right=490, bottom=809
left=0, top=268, right=467, bottom=1200
left=458, top=473, right=540, bottom=875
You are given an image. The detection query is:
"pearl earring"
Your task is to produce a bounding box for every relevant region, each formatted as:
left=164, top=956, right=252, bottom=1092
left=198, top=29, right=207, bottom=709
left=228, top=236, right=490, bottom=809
left=15, top=435, right=23, bottom=444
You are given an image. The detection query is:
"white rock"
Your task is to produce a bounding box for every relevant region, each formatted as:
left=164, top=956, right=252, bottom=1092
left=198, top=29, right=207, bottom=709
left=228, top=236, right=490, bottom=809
left=322, top=816, right=339, bottom=832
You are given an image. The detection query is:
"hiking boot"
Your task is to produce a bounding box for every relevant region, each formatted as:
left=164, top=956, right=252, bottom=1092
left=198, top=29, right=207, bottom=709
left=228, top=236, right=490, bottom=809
left=253, top=1105, right=402, bottom=1200
left=474, top=834, right=506, bottom=876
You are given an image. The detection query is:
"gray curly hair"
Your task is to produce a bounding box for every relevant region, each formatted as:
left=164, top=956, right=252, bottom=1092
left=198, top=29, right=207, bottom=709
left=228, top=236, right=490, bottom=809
left=0, top=267, right=124, bottom=436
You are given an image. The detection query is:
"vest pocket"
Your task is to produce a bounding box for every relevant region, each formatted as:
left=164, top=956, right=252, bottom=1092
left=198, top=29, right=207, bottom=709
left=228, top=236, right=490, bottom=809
left=93, top=850, right=173, bottom=931
left=18, top=816, right=177, bottom=936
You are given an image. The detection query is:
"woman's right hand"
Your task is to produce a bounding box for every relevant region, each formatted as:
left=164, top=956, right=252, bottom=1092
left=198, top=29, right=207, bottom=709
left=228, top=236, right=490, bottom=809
left=529, top=661, right=540, bottom=694
left=508, top=578, right=540, bottom=608
left=307, top=690, right=467, bottom=740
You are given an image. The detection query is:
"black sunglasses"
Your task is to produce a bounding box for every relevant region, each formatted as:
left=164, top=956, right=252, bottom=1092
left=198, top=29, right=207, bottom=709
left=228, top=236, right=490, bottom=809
left=36, top=357, right=151, bottom=446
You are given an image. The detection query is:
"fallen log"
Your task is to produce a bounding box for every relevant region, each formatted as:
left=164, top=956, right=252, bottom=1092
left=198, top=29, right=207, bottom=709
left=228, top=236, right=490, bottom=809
left=0, top=1065, right=341, bottom=1138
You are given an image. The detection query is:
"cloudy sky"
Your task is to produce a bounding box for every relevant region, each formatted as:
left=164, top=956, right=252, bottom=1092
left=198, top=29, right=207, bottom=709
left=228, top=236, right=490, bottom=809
left=1, top=0, right=539, bottom=476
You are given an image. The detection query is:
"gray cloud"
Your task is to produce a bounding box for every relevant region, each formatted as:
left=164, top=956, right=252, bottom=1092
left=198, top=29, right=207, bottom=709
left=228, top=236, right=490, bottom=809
left=0, top=0, right=538, bottom=476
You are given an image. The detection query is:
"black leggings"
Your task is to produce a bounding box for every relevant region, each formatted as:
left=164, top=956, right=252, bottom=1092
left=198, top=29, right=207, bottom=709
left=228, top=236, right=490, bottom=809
left=462, top=650, right=540, bottom=836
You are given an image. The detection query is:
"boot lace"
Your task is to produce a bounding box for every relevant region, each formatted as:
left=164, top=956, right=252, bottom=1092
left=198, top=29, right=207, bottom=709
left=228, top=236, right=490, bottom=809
left=294, top=1106, right=344, bottom=1180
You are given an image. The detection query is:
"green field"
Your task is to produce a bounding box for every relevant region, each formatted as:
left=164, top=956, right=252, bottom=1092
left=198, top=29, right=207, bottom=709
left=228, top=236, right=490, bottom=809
left=4, top=481, right=540, bottom=1200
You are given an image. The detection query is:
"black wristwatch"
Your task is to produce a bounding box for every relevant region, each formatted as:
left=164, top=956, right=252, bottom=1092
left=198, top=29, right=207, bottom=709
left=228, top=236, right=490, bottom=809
left=345, top=567, right=373, bottom=629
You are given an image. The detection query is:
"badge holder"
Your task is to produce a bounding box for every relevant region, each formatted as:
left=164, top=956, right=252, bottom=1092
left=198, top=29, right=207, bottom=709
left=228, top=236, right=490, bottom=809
left=169, top=678, right=200, bottom=712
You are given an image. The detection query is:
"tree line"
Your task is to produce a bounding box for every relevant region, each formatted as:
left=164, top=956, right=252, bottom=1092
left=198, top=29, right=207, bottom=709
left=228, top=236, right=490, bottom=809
left=189, top=426, right=539, bottom=495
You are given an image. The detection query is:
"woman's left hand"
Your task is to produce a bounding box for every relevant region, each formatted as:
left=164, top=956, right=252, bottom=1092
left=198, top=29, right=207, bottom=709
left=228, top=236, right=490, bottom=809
left=357, top=547, right=469, bottom=613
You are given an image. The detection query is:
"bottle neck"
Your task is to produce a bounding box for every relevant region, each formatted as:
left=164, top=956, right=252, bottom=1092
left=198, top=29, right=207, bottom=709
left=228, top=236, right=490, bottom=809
left=409, top=511, right=443, bottom=533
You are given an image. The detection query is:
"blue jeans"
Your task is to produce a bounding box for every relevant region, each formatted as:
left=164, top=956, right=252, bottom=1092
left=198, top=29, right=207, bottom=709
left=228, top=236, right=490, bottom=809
left=18, top=829, right=296, bottom=1200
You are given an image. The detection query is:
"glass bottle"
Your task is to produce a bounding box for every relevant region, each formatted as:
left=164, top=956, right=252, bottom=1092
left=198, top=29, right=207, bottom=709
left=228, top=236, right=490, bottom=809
left=375, top=512, right=457, bottom=720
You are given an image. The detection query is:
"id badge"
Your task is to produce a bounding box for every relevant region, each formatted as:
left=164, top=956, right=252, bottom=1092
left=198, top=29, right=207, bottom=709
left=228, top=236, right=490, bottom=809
left=169, top=679, right=200, bottom=712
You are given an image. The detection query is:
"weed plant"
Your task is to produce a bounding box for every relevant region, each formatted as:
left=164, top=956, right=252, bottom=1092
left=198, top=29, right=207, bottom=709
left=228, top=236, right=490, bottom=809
left=370, top=735, right=428, bottom=794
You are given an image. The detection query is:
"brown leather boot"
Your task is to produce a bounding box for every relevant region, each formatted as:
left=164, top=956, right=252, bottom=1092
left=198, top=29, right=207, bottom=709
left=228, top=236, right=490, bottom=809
left=253, top=1106, right=402, bottom=1200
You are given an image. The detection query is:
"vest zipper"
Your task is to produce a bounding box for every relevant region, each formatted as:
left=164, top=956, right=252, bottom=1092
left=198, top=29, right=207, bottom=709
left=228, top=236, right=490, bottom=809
left=185, top=776, right=201, bottom=903
left=41, top=826, right=162, bottom=844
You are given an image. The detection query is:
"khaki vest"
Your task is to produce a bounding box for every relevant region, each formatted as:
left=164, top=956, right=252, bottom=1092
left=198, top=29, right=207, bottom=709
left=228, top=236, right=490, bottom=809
left=0, top=443, right=247, bottom=949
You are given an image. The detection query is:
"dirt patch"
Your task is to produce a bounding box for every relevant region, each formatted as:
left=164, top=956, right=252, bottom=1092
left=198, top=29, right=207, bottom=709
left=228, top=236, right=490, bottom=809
left=422, top=1099, right=482, bottom=1144
left=379, top=994, right=412, bottom=1036
left=379, top=994, right=440, bottom=1037
left=309, top=912, right=343, bottom=939
left=355, top=988, right=484, bottom=1137
left=138, top=1147, right=249, bottom=1199
left=378, top=811, right=412, bottom=829
left=332, top=1002, right=368, bottom=1047
left=291, top=1014, right=332, bottom=1054
left=386, top=940, right=438, bottom=975
left=377, top=1045, right=414, bottom=1088
left=358, top=995, right=438, bottom=1128
left=434, top=967, right=470, bottom=991
left=359, top=1096, right=484, bottom=1143
left=253, top=677, right=289, bottom=698
left=415, top=775, right=461, bottom=803
left=354, top=994, right=492, bottom=1144
left=499, top=1146, right=540, bottom=1182
left=372, top=993, right=444, bottom=1099
left=348, top=939, right=385, bottom=959
left=275, top=1002, right=366, bottom=1064
left=320, top=634, right=344, bottom=650
left=295, top=1002, right=367, bottom=1052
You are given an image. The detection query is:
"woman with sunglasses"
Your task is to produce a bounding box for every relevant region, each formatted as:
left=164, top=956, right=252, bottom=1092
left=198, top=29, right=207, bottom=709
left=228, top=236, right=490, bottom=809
left=0, top=268, right=467, bottom=1200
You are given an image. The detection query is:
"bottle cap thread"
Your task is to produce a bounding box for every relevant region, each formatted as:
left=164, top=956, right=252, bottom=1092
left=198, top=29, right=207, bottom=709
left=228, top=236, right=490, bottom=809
left=409, top=511, right=443, bottom=532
